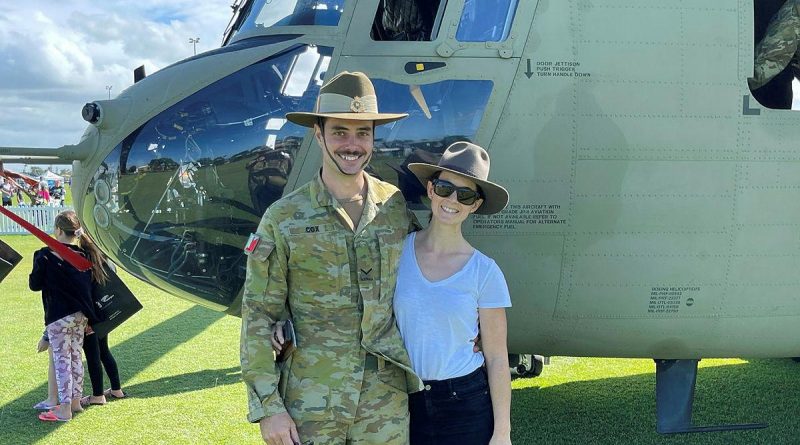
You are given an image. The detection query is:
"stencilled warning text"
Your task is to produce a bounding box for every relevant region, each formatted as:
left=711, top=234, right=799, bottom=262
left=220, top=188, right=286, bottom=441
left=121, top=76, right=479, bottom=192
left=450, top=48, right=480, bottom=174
left=472, top=204, right=566, bottom=230
left=535, top=61, right=591, bottom=78
left=648, top=286, right=700, bottom=314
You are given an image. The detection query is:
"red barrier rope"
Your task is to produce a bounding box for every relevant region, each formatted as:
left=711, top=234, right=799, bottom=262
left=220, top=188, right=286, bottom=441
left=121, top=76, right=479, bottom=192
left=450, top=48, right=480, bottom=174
left=0, top=206, right=92, bottom=271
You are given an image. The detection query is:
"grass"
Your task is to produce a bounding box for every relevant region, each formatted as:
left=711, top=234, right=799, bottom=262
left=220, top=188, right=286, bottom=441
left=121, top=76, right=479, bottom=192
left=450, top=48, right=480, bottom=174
left=1, top=235, right=799, bottom=444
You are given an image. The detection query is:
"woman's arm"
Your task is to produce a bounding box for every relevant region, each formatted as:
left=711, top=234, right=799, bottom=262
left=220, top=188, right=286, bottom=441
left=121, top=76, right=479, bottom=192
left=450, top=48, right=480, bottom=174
left=479, top=307, right=512, bottom=445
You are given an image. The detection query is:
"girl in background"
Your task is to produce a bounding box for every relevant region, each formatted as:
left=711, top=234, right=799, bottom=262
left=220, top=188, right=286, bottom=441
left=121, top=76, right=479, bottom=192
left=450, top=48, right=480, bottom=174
left=30, top=210, right=106, bottom=421
left=81, top=273, right=128, bottom=406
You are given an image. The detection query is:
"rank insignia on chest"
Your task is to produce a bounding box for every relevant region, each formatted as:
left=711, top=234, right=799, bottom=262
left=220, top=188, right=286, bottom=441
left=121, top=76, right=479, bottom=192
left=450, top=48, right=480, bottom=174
left=243, top=233, right=261, bottom=255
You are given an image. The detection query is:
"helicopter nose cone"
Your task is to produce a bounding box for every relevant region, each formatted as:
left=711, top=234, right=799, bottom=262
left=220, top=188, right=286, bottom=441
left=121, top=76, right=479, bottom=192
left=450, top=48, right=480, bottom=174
left=79, top=43, right=333, bottom=312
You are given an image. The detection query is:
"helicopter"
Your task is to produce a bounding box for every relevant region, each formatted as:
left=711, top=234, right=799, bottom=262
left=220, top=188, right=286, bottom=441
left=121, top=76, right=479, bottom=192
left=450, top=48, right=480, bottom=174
left=2, top=0, right=799, bottom=434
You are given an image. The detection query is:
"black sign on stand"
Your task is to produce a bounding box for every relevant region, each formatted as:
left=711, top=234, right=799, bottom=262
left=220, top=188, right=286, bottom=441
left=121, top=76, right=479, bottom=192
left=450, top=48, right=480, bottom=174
left=0, top=239, right=22, bottom=283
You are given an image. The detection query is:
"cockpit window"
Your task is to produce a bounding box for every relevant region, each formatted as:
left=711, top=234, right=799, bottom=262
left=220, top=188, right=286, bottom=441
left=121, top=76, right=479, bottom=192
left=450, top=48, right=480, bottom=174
left=367, top=79, right=493, bottom=208
left=456, top=0, right=518, bottom=42
left=84, top=45, right=332, bottom=308
left=371, top=0, right=445, bottom=41
left=238, top=0, right=345, bottom=33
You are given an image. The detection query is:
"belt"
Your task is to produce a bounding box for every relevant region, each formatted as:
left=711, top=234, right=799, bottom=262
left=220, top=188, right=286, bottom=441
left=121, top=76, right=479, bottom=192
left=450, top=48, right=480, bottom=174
left=422, top=366, right=486, bottom=390
left=364, top=354, right=386, bottom=371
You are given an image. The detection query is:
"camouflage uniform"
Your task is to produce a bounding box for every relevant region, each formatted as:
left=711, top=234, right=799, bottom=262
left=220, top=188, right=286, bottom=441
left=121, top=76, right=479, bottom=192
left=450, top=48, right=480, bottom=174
left=241, top=172, right=423, bottom=444
left=751, top=0, right=800, bottom=90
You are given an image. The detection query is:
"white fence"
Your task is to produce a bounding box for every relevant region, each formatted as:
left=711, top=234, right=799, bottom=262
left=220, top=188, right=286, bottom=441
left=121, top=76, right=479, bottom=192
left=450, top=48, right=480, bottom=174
left=0, top=206, right=72, bottom=235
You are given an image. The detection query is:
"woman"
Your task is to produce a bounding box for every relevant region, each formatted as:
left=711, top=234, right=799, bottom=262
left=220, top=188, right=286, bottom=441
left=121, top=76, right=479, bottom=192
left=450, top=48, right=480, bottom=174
left=272, top=142, right=513, bottom=444
left=34, top=183, right=50, bottom=206
left=398, top=141, right=512, bottom=445
left=30, top=210, right=106, bottom=421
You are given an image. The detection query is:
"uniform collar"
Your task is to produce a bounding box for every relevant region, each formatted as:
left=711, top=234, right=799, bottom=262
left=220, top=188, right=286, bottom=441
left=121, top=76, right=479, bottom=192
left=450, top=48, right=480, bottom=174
left=310, top=170, right=390, bottom=209
left=311, top=170, right=395, bottom=234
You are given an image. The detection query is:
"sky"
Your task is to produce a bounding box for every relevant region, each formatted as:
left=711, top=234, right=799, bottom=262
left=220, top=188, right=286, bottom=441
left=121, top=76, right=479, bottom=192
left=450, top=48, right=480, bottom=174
left=1, top=1, right=798, bottom=169
left=0, top=1, right=232, bottom=157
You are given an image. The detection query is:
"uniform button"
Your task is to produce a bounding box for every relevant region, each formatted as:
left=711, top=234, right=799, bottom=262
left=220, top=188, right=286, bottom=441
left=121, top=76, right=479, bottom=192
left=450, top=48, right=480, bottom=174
left=424, top=385, right=431, bottom=391
left=452, top=391, right=457, bottom=396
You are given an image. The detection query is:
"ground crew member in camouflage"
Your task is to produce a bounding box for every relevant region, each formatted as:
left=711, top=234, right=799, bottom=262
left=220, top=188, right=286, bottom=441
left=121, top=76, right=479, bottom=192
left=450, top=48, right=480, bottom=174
left=241, top=71, right=423, bottom=445
left=751, top=0, right=800, bottom=90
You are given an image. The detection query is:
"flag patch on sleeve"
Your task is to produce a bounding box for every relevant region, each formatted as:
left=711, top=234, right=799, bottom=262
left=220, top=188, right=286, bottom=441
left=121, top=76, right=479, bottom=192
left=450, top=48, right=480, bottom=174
left=244, top=233, right=261, bottom=255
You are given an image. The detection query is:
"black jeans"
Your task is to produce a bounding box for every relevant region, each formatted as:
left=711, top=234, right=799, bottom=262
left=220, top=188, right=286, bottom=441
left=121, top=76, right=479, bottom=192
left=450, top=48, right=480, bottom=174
left=83, top=334, right=121, bottom=396
left=409, top=367, right=494, bottom=445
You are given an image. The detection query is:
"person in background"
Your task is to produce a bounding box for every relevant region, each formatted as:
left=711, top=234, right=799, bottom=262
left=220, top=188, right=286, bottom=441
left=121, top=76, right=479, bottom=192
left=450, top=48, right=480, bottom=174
left=30, top=210, right=106, bottom=422
left=32, top=332, right=59, bottom=411
left=16, top=185, right=27, bottom=206
left=50, top=180, right=65, bottom=207
left=750, top=0, right=800, bottom=92
left=34, top=183, right=50, bottom=206
left=2, top=177, right=16, bottom=206
left=81, top=258, right=127, bottom=407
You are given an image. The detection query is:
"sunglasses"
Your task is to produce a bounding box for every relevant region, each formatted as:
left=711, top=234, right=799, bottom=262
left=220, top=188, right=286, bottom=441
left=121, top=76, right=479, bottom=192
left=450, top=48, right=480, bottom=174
left=431, top=179, right=482, bottom=205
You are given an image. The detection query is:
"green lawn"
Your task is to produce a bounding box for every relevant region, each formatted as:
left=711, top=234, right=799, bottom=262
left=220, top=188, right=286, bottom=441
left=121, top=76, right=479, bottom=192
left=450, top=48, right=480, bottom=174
left=1, top=235, right=798, bottom=444
left=64, top=185, right=72, bottom=207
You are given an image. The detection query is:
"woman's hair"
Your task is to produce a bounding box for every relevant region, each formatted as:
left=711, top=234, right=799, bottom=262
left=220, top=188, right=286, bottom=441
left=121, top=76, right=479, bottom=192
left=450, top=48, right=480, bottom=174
left=54, top=209, right=108, bottom=285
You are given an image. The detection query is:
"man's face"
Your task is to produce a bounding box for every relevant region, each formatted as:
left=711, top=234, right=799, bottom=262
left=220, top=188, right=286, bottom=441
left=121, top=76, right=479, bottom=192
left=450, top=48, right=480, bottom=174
left=315, top=117, right=374, bottom=177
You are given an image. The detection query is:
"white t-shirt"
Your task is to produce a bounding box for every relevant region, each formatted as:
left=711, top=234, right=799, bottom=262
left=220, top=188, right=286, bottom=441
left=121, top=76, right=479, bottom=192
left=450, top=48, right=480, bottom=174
left=393, top=232, right=511, bottom=381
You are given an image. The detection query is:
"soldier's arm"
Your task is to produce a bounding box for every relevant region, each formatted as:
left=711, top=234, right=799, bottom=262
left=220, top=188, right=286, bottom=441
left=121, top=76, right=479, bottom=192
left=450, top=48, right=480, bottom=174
left=240, top=211, right=290, bottom=423
left=751, top=2, right=800, bottom=90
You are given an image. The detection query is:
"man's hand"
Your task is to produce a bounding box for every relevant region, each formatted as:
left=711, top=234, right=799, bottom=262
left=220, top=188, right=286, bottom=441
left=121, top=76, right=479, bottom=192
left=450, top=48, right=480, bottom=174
left=270, top=320, right=287, bottom=353
left=37, top=338, right=49, bottom=353
left=259, top=412, right=300, bottom=445
left=472, top=333, right=481, bottom=353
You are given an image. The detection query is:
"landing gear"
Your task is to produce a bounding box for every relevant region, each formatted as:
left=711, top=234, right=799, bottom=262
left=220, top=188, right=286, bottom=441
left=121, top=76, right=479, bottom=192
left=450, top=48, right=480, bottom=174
left=509, top=354, right=547, bottom=377
left=655, top=359, right=767, bottom=434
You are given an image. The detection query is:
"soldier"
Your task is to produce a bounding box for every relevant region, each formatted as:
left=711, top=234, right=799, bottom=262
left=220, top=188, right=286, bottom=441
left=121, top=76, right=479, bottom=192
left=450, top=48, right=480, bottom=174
left=750, top=0, right=800, bottom=92
left=240, top=71, right=423, bottom=445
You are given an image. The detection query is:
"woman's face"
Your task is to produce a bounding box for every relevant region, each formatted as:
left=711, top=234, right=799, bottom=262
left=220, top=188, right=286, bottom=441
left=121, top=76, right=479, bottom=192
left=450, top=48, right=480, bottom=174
left=427, top=171, right=483, bottom=227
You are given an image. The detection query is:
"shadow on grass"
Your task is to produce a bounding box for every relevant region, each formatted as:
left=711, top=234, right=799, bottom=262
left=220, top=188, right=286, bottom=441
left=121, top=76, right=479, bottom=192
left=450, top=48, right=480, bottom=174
left=119, top=366, right=241, bottom=399
left=1, top=305, right=224, bottom=444
left=511, top=359, right=800, bottom=445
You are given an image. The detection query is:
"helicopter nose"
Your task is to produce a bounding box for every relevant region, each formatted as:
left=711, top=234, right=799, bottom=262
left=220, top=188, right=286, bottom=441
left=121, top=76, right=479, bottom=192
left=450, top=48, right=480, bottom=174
left=79, top=43, right=333, bottom=311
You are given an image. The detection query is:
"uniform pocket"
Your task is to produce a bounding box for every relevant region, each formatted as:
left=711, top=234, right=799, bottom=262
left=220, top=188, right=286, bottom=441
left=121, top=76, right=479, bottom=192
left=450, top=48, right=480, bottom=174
left=284, top=375, right=332, bottom=421
left=286, top=231, right=347, bottom=309
left=251, top=241, right=275, bottom=263
left=377, top=363, right=408, bottom=394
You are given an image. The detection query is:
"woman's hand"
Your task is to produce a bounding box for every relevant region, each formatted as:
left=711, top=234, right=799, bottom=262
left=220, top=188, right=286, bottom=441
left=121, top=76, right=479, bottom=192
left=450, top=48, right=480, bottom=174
left=37, top=338, right=49, bottom=353
left=489, top=434, right=512, bottom=445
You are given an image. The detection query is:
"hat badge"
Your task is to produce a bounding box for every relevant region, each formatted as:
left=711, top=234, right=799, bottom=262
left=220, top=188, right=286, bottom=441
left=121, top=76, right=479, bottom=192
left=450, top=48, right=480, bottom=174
left=350, top=96, right=364, bottom=113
